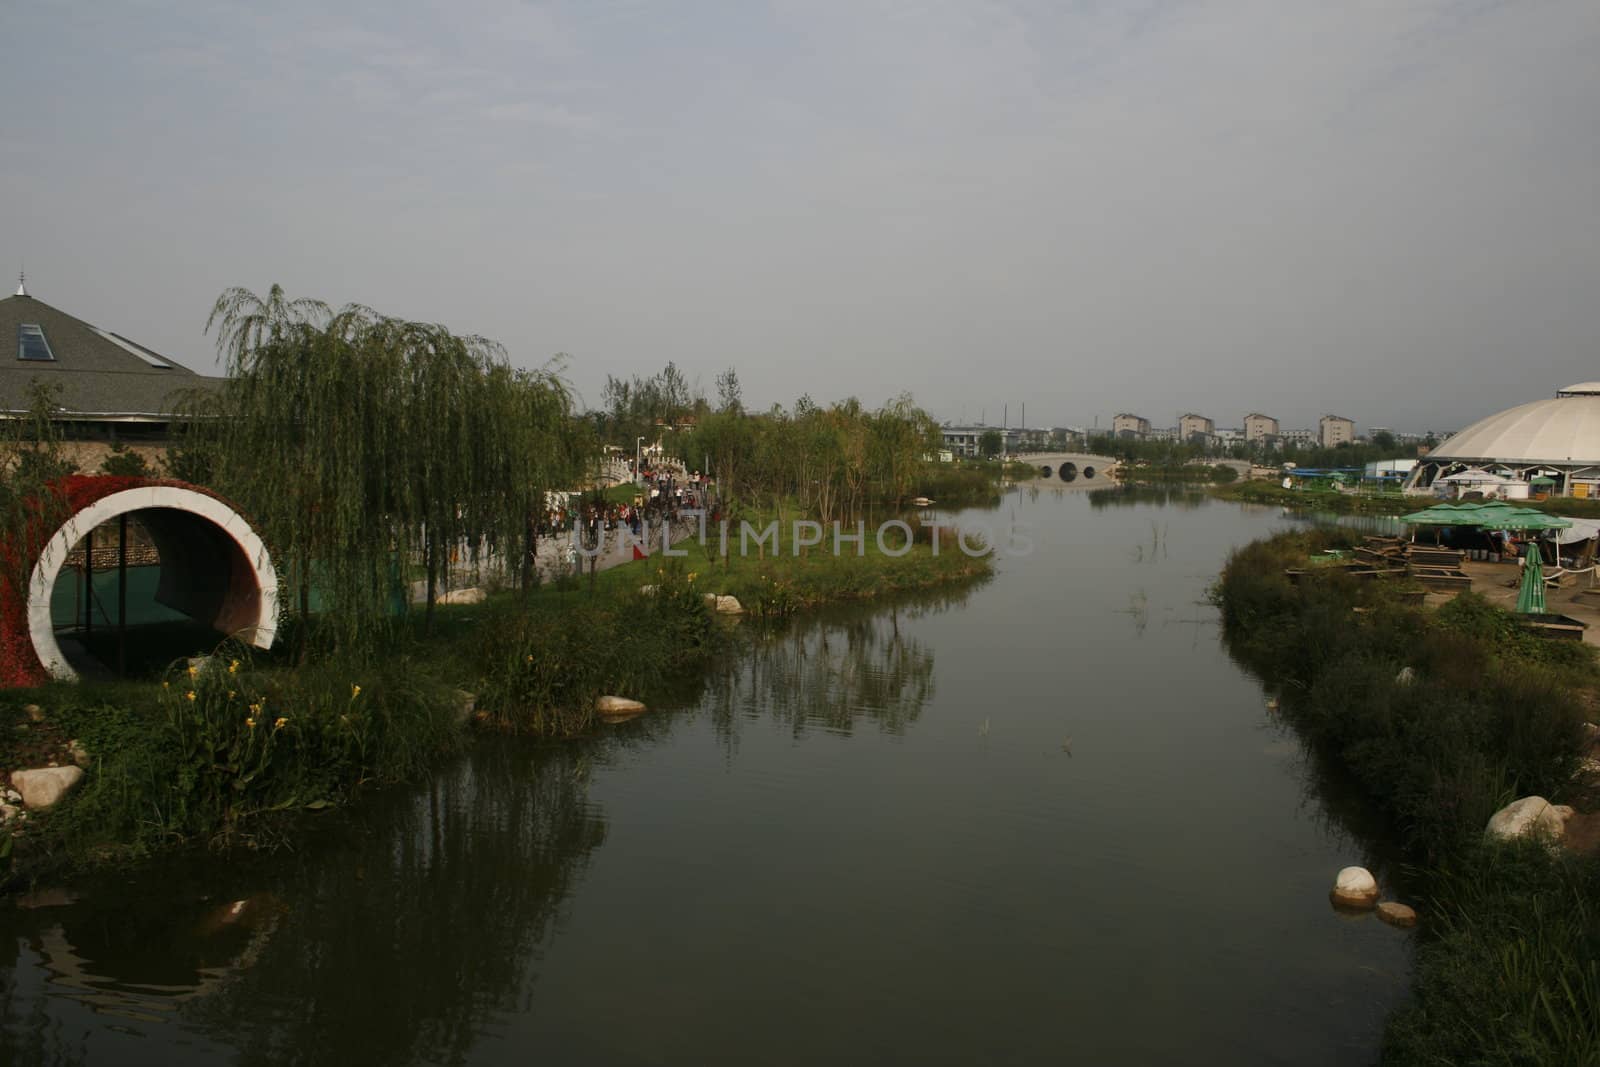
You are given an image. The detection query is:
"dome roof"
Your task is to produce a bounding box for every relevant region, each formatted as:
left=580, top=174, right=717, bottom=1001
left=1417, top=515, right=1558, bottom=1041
left=1434, top=391, right=1600, bottom=465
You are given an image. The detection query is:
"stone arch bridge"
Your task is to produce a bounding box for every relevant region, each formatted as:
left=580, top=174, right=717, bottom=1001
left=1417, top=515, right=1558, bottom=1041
left=1014, top=453, right=1120, bottom=484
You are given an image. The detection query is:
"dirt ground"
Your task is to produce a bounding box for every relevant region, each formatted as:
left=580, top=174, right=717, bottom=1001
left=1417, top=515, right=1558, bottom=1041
left=1427, top=557, right=1600, bottom=647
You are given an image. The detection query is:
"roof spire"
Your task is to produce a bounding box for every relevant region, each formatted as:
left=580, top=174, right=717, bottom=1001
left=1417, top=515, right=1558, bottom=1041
left=14, top=268, right=26, bottom=298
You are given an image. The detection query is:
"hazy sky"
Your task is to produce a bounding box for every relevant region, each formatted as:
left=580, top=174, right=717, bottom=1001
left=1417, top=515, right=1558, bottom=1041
left=4, top=1, right=1597, bottom=433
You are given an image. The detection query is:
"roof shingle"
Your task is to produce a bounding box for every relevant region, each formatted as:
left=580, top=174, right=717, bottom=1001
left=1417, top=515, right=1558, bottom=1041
left=0, top=293, right=222, bottom=418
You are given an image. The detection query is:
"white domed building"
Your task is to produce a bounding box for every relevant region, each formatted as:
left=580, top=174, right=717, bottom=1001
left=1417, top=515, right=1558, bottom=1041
left=1407, top=383, right=1600, bottom=498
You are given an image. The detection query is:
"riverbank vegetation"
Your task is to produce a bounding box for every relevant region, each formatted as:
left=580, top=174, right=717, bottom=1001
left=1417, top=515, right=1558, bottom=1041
left=1085, top=431, right=1433, bottom=471
left=1, top=279, right=999, bottom=885
left=1216, top=529, right=1600, bottom=1063
left=1210, top=478, right=1600, bottom=520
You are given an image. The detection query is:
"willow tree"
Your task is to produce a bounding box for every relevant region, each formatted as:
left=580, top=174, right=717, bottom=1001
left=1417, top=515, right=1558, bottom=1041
left=198, top=286, right=577, bottom=656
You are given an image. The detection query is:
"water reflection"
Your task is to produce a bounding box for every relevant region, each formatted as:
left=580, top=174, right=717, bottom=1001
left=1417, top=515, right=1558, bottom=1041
left=0, top=593, right=964, bottom=1066
left=1087, top=484, right=1210, bottom=509
left=0, top=741, right=606, bottom=1067
left=696, top=588, right=964, bottom=743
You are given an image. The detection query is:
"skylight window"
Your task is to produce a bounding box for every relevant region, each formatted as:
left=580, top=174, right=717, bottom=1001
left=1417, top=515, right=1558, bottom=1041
left=17, top=323, right=55, bottom=361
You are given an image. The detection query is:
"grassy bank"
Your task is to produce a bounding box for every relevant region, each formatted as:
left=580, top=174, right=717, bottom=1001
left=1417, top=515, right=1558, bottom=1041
left=2, top=529, right=989, bottom=886
left=1216, top=529, right=1600, bottom=1062
left=1212, top=478, right=1600, bottom=520
left=1209, top=479, right=1413, bottom=513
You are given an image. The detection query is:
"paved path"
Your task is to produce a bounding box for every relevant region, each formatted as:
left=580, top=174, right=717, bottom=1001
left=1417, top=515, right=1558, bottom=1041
left=409, top=518, right=696, bottom=602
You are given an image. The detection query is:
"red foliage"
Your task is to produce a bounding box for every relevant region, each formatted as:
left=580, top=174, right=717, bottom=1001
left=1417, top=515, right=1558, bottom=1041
left=0, top=476, right=240, bottom=687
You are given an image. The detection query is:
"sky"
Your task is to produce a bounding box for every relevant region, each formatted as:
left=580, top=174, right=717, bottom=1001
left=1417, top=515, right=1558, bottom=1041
left=3, top=0, right=1598, bottom=434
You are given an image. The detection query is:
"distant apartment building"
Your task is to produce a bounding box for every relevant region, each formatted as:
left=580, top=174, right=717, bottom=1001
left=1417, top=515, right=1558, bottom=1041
left=1111, top=413, right=1151, bottom=439
left=1243, top=413, right=1279, bottom=444
left=1178, top=413, right=1214, bottom=445
left=1148, top=426, right=1178, bottom=443
left=1319, top=414, right=1356, bottom=448
left=941, top=424, right=1021, bottom=457
left=1213, top=427, right=1244, bottom=447
left=1280, top=428, right=1317, bottom=448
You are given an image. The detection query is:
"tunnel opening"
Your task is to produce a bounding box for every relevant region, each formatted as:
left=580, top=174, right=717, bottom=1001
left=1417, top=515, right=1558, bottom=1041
left=1058, top=462, right=1077, bottom=482
left=1039, top=465, right=1052, bottom=478
left=23, top=484, right=278, bottom=683
left=1083, top=466, right=1096, bottom=479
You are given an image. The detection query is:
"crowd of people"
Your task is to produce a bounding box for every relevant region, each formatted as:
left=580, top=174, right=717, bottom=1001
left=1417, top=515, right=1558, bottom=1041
left=528, top=462, right=718, bottom=570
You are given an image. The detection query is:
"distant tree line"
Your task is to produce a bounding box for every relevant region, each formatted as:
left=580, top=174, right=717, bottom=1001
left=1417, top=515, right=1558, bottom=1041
left=1087, top=432, right=1431, bottom=471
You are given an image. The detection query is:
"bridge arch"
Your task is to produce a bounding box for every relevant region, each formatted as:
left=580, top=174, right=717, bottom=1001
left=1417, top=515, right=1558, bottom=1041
left=15, top=480, right=278, bottom=683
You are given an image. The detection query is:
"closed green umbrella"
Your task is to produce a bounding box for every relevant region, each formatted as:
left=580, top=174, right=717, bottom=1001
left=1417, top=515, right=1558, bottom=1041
left=1517, top=543, right=1546, bottom=614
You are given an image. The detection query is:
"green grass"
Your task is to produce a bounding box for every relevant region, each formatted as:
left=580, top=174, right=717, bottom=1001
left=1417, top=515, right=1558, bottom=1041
left=1212, top=480, right=1600, bottom=519
left=1, top=517, right=991, bottom=886
left=1216, top=529, right=1600, bottom=1063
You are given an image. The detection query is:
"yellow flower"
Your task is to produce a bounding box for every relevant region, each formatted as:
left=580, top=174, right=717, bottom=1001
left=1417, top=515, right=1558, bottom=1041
left=227, top=690, right=236, bottom=700
left=246, top=717, right=257, bottom=729
left=185, top=690, right=196, bottom=702
left=228, top=659, right=240, bottom=675
left=187, top=665, right=199, bottom=679
left=525, top=654, right=534, bottom=664
left=273, top=716, right=288, bottom=731
left=350, top=684, right=362, bottom=699
left=161, top=681, right=170, bottom=689
left=248, top=703, right=262, bottom=716
left=687, top=572, right=697, bottom=582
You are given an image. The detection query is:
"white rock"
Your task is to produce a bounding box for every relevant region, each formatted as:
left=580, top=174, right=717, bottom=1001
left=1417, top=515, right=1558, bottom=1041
left=0, top=802, right=20, bottom=824
left=11, top=766, right=85, bottom=810
left=639, top=584, right=658, bottom=595
left=1376, top=901, right=1418, bottom=928
left=453, top=690, right=477, bottom=726
left=438, top=587, right=486, bottom=605
left=715, top=595, right=744, bottom=614
left=68, top=740, right=90, bottom=769
left=1330, top=866, right=1379, bottom=910
left=596, top=695, right=647, bottom=719
left=1395, top=667, right=1417, bottom=686
left=1484, top=796, right=1570, bottom=843
left=23, top=703, right=44, bottom=723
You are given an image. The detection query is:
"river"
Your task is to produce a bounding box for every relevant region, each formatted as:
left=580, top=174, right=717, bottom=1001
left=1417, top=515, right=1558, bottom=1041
left=0, top=486, right=1411, bottom=1066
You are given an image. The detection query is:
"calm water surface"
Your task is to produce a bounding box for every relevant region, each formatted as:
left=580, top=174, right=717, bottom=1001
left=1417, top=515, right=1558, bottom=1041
left=1, top=488, right=1411, bottom=1066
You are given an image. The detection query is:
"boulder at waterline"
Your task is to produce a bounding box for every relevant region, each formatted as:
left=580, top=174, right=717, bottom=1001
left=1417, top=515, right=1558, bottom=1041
left=1395, top=667, right=1417, bottom=686
left=1376, top=902, right=1417, bottom=928
left=715, top=595, right=744, bottom=614
left=597, top=695, right=648, bottom=720
left=1330, top=866, right=1379, bottom=910
left=438, top=587, right=486, bottom=605
left=24, top=703, right=44, bottom=723
left=1484, top=796, right=1569, bottom=843
left=11, top=766, right=85, bottom=810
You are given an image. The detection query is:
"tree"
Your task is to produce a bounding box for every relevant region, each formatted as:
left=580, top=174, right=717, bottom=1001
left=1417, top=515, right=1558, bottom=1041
left=99, top=442, right=151, bottom=478
left=196, top=286, right=578, bottom=657
left=715, top=368, right=742, bottom=414
left=978, top=429, right=1003, bottom=458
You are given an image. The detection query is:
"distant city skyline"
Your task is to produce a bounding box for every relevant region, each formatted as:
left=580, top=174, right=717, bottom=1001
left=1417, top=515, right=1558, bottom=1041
left=4, top=2, right=1597, bottom=434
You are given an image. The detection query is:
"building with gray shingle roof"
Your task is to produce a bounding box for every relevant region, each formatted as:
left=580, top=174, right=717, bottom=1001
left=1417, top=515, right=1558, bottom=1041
left=1, top=278, right=221, bottom=430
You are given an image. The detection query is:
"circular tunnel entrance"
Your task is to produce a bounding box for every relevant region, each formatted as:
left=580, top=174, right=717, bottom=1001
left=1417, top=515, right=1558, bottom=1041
left=1058, top=462, right=1077, bottom=482
left=1039, top=465, right=1052, bottom=478
left=24, top=484, right=279, bottom=682
left=1083, top=466, right=1096, bottom=479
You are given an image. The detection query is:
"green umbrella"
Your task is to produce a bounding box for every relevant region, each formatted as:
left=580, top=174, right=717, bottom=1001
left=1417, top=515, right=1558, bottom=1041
left=1517, top=543, right=1546, bottom=614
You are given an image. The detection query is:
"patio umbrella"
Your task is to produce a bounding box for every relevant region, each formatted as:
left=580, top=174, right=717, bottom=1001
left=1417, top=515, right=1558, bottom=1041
left=1517, top=543, right=1546, bottom=614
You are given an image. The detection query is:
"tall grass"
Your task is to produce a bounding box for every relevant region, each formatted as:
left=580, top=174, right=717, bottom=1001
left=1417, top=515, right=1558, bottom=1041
left=1216, top=530, right=1600, bottom=1062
